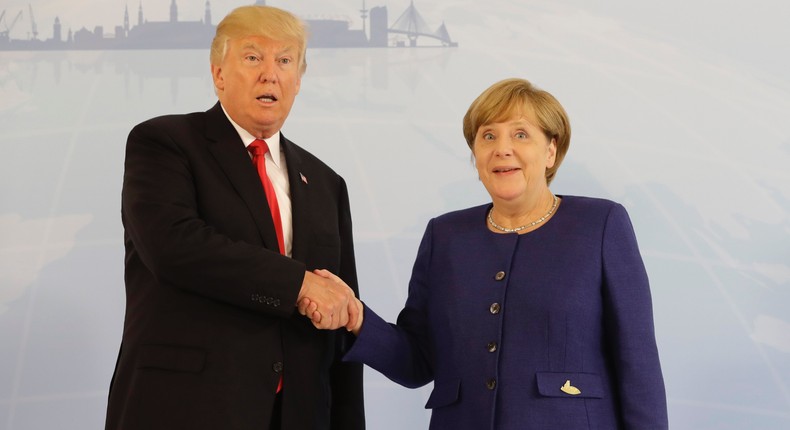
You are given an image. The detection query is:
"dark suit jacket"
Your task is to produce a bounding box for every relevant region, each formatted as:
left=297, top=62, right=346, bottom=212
left=345, top=196, right=667, bottom=429
left=105, top=102, right=364, bottom=430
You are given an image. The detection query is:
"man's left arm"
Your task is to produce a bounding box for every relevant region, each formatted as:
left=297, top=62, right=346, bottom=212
left=329, top=177, right=365, bottom=429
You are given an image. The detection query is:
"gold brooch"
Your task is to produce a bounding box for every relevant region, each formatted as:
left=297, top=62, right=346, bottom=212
left=560, top=380, right=581, bottom=395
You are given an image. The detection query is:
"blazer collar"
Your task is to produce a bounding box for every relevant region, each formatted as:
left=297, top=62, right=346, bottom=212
left=204, top=102, right=281, bottom=253
left=279, top=134, right=309, bottom=262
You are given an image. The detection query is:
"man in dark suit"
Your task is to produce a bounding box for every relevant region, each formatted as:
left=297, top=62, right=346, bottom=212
left=105, top=5, right=364, bottom=430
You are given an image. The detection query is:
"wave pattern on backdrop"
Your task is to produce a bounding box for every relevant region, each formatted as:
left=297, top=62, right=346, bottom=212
left=0, top=1, right=788, bottom=429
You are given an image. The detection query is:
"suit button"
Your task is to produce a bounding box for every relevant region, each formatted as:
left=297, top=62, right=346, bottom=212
left=272, top=361, right=283, bottom=373
left=494, top=271, right=506, bottom=281
left=487, top=342, right=497, bottom=353
left=486, top=378, right=497, bottom=390
left=489, top=303, right=501, bottom=314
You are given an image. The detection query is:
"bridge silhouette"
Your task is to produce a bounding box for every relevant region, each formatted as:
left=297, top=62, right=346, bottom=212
left=388, top=1, right=457, bottom=47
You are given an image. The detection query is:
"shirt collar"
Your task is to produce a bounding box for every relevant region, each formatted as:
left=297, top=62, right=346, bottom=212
left=220, top=103, right=283, bottom=168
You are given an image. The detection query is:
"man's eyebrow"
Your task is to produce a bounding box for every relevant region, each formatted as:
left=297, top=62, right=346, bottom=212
left=239, top=43, right=295, bottom=56
left=278, top=46, right=295, bottom=55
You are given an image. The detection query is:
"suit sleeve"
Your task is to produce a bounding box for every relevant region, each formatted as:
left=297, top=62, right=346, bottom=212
left=329, top=177, right=366, bottom=429
left=122, top=119, right=305, bottom=316
left=601, top=204, right=669, bottom=429
left=343, top=219, right=435, bottom=389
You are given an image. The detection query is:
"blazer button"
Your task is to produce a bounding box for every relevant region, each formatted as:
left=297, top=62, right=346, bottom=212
left=486, top=378, right=497, bottom=390
left=494, top=271, right=506, bottom=281
left=487, top=341, right=497, bottom=353
left=272, top=361, right=283, bottom=373
left=489, top=303, right=501, bottom=314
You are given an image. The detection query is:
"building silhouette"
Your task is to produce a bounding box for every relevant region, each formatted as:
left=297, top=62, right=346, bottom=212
left=0, top=1, right=456, bottom=51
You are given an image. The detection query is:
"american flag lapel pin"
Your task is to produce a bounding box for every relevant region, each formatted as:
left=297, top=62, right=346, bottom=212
left=300, top=172, right=308, bottom=184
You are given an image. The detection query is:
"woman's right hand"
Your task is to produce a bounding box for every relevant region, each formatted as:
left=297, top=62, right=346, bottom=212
left=298, top=269, right=364, bottom=334
left=349, top=297, right=364, bottom=335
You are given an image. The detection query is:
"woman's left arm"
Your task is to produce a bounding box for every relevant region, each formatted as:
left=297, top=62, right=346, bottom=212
left=602, top=203, right=669, bottom=429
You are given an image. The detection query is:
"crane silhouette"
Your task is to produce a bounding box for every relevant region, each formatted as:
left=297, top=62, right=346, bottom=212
left=0, top=9, right=24, bottom=41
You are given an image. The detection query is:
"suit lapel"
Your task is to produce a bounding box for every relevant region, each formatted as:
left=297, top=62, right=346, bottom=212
left=204, top=102, right=281, bottom=252
left=280, top=134, right=309, bottom=262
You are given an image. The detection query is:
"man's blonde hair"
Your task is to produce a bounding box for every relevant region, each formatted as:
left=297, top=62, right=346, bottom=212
left=210, top=5, right=308, bottom=75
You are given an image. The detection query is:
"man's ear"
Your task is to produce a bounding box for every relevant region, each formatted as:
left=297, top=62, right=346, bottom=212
left=211, top=64, right=224, bottom=91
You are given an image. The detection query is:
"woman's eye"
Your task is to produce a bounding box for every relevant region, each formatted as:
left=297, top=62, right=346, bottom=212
left=483, top=133, right=495, bottom=140
left=515, top=132, right=527, bottom=139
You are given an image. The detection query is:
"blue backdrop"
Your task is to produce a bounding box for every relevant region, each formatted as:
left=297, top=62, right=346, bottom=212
left=1, top=1, right=789, bottom=428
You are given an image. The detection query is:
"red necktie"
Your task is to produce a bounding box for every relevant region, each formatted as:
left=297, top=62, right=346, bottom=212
left=248, top=139, right=285, bottom=255
left=248, top=140, right=286, bottom=394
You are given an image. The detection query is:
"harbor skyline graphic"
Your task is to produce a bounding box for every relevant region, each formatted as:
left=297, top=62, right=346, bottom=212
left=0, top=0, right=458, bottom=50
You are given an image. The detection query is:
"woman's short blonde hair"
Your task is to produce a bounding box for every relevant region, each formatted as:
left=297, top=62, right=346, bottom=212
left=210, top=5, right=308, bottom=75
left=462, top=78, right=571, bottom=184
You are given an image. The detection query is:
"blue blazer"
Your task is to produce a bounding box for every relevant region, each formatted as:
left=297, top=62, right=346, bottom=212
left=345, top=196, right=667, bottom=429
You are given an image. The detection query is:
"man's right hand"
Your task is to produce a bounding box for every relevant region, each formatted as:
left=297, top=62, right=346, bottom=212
left=297, top=270, right=359, bottom=330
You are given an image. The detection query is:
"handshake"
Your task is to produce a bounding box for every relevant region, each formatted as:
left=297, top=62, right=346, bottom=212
left=297, top=269, right=363, bottom=334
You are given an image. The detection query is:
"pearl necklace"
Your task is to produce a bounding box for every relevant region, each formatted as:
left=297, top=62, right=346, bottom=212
left=487, top=195, right=559, bottom=233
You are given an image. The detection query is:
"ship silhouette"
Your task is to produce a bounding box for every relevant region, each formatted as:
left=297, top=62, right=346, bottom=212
left=0, top=0, right=457, bottom=51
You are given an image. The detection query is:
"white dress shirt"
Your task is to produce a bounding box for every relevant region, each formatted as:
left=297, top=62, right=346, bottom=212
left=221, top=105, right=293, bottom=257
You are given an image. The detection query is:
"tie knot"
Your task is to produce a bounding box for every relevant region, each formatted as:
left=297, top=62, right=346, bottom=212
left=248, top=139, right=269, bottom=157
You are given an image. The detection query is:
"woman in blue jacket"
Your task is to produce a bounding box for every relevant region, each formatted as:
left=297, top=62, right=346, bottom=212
left=304, top=78, right=668, bottom=429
